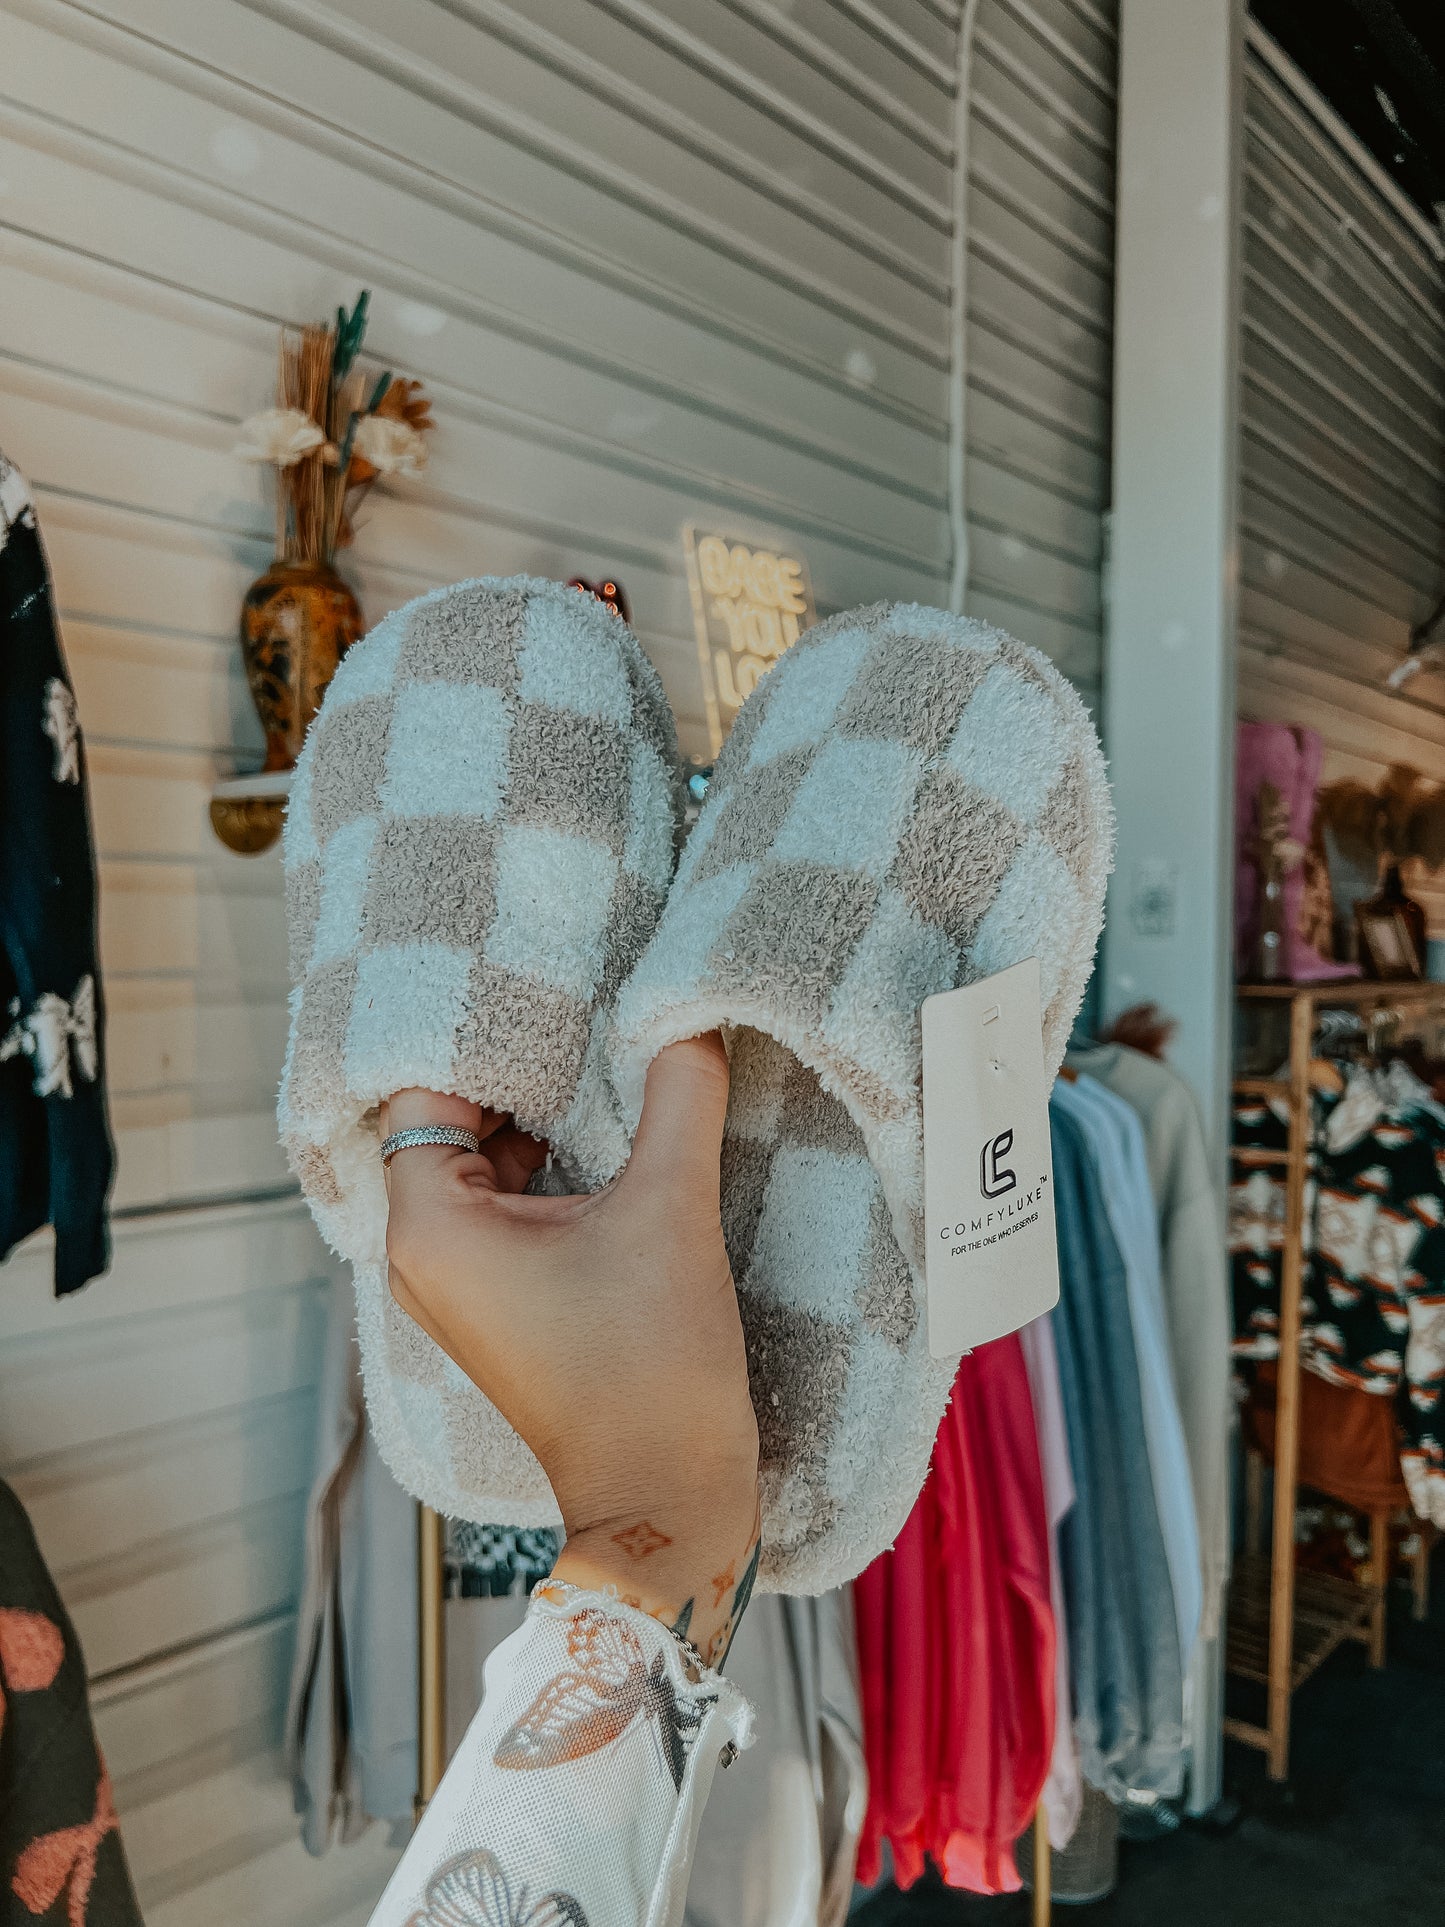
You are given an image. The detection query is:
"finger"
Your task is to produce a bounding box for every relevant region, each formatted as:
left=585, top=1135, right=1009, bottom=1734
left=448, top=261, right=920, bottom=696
left=382, top=1092, right=526, bottom=1152
left=622, top=1032, right=730, bottom=1205
left=382, top=1087, right=499, bottom=1199
left=383, top=1089, right=550, bottom=1199
left=381, top=1092, right=553, bottom=1303
left=384, top=1087, right=486, bottom=1137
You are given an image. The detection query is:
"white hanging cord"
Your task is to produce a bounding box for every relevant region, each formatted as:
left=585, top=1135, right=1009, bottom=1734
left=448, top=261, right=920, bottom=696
left=948, top=0, right=984, bottom=614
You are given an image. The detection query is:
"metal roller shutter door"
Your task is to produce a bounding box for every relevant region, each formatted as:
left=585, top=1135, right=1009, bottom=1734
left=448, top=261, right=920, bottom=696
left=964, top=0, right=1117, bottom=703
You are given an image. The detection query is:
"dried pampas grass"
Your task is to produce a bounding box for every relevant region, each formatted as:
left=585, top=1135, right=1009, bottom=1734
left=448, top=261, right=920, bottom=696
left=234, top=290, right=435, bottom=567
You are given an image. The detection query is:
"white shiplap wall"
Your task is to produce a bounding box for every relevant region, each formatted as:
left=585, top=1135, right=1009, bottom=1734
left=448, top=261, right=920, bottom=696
left=964, top=0, right=1116, bottom=697
left=1238, top=27, right=1445, bottom=930
left=0, top=0, right=1115, bottom=1917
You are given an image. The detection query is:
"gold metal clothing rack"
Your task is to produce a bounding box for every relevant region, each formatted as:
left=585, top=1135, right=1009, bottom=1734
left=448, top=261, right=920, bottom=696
left=1226, top=979, right=1445, bottom=1780
left=1033, top=1815, right=1051, bottom=1925
left=416, top=1502, right=447, bottom=1811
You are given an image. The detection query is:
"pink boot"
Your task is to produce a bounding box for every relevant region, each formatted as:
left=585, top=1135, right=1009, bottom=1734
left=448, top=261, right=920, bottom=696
left=1236, top=722, right=1357, bottom=982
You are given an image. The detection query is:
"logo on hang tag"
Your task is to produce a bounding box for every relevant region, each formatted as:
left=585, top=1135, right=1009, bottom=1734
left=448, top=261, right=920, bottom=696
left=921, top=958, right=1060, bottom=1358
left=979, top=1129, right=1017, bottom=1199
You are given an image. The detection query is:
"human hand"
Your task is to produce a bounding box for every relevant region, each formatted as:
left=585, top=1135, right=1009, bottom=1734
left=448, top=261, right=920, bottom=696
left=381, top=1034, right=761, bottom=1666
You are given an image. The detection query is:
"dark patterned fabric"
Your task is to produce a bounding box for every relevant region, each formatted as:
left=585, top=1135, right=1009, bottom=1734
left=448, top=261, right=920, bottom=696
left=0, top=453, right=112, bottom=1294
left=0, top=1479, right=141, bottom=1927
left=445, top=1523, right=560, bottom=1600
left=1230, top=1078, right=1445, bottom=1526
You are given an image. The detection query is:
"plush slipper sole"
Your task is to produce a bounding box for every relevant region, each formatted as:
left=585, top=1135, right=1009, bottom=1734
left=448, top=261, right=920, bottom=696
left=613, top=602, right=1112, bottom=1593
left=281, top=576, right=680, bottom=1524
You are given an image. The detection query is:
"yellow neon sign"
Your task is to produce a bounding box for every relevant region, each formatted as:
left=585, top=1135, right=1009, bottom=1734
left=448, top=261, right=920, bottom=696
left=684, top=528, right=816, bottom=755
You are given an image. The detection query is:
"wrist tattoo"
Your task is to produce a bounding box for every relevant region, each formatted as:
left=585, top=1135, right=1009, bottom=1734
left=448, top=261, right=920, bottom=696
left=587, top=1518, right=761, bottom=1670
left=611, top=1520, right=673, bottom=1560
left=702, top=1534, right=761, bottom=1670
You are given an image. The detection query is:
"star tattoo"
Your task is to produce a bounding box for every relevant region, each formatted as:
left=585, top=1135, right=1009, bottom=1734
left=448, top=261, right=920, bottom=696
left=611, top=1521, right=673, bottom=1561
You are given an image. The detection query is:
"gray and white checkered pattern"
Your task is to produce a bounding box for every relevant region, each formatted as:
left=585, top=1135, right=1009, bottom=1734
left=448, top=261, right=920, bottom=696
left=280, top=576, right=680, bottom=1524
left=614, top=602, right=1112, bottom=1593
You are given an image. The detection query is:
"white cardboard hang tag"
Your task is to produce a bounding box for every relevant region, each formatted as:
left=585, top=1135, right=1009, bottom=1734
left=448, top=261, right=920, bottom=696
left=921, top=957, right=1059, bottom=1358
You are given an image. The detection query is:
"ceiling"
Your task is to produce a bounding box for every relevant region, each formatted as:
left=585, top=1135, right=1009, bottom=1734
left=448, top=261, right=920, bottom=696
left=1251, top=0, right=1445, bottom=222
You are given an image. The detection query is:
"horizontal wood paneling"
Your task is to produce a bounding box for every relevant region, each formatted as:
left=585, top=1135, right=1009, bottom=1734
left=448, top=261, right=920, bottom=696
left=1238, top=34, right=1445, bottom=935
left=0, top=0, right=1116, bottom=1218
left=141, top=1818, right=402, bottom=1927
left=95, top=1615, right=295, bottom=1798
left=960, top=0, right=1115, bottom=679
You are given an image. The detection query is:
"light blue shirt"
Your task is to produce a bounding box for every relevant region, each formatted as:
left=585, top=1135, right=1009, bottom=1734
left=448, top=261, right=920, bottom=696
left=1051, top=1074, right=1203, bottom=1675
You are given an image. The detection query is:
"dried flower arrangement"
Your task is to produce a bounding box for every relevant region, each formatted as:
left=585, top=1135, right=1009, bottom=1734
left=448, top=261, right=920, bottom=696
left=234, top=290, right=434, bottom=565
left=222, top=291, right=438, bottom=799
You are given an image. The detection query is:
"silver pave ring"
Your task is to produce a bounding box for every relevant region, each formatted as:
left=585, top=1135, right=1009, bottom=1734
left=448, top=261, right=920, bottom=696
left=380, top=1125, right=482, bottom=1165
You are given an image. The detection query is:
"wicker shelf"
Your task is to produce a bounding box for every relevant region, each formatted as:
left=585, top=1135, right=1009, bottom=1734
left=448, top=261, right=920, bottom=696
left=1226, top=1552, right=1379, bottom=1690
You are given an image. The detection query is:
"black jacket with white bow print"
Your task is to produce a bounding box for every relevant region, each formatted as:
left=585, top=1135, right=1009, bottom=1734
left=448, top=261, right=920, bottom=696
left=0, top=450, right=113, bottom=1293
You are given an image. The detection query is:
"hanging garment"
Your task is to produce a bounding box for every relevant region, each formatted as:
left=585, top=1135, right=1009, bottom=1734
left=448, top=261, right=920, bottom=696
left=1231, top=1068, right=1445, bottom=1528
left=0, top=451, right=112, bottom=1295
left=287, top=1276, right=420, bottom=1849
left=1065, top=1043, right=1233, bottom=1818
left=1066, top=1045, right=1231, bottom=1628
left=0, top=1478, right=143, bottom=1927
left=1049, top=1097, right=1186, bottom=1802
left=1018, top=1313, right=1083, bottom=1850
left=854, top=1333, right=1055, bottom=1896
left=1054, top=1076, right=1203, bottom=1819
left=1051, top=1075, right=1202, bottom=1671
left=683, top=1591, right=866, bottom=1927
left=289, top=1282, right=580, bottom=1854
left=1246, top=1361, right=1409, bottom=1513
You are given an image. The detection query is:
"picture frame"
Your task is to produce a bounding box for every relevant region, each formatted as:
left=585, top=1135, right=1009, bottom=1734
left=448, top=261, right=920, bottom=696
left=1356, top=906, right=1423, bottom=981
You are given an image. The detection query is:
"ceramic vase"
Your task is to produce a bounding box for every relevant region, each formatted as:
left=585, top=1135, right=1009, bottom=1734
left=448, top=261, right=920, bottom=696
left=240, top=558, right=363, bottom=772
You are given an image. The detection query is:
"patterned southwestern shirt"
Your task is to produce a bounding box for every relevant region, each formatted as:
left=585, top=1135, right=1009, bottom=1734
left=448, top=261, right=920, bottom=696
left=1230, top=1065, right=1445, bottom=1528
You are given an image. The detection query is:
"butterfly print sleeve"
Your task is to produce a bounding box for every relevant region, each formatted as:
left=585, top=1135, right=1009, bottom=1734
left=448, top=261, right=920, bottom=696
left=367, top=1585, right=753, bottom=1927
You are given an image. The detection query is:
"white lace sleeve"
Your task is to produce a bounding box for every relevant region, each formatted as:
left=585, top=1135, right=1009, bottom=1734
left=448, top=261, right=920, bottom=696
left=368, top=1584, right=754, bottom=1927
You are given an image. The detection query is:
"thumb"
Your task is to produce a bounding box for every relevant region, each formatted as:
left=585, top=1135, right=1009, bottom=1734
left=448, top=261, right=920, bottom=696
left=621, top=1033, right=730, bottom=1209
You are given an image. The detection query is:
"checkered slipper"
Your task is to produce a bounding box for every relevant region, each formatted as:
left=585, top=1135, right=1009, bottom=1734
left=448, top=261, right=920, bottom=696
left=613, top=603, right=1112, bottom=1592
left=280, top=576, right=681, bottom=1523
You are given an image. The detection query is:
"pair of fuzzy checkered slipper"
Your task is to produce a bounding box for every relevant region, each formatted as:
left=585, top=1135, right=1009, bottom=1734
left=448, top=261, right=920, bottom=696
left=281, top=578, right=1111, bottom=1593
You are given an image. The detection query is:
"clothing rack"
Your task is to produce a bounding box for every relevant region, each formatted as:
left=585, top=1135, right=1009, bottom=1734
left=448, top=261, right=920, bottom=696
left=1032, top=1815, right=1051, bottom=1926
left=1225, top=978, right=1445, bottom=1780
